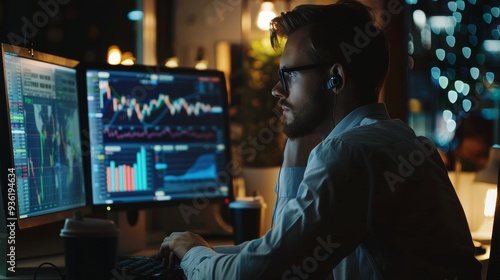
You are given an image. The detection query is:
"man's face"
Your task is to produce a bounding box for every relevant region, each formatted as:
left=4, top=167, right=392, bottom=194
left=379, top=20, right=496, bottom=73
left=272, top=25, right=332, bottom=139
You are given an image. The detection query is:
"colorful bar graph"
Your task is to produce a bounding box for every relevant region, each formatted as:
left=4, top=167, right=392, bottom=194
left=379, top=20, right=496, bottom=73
left=106, top=147, right=148, bottom=192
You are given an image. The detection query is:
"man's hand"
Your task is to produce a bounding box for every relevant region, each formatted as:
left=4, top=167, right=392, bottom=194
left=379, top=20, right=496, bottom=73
left=159, top=232, right=212, bottom=268
left=283, top=134, right=322, bottom=167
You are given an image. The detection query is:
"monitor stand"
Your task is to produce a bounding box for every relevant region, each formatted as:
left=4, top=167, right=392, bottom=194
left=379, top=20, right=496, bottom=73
left=107, top=210, right=147, bottom=256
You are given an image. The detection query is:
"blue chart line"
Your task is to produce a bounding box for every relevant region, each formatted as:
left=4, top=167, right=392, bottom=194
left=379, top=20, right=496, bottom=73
left=104, top=90, right=214, bottom=127
left=164, top=154, right=216, bottom=181
left=103, top=127, right=216, bottom=141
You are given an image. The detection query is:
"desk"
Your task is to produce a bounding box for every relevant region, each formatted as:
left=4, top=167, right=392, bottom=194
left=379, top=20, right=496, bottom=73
left=0, top=237, right=234, bottom=280
left=2, top=238, right=489, bottom=279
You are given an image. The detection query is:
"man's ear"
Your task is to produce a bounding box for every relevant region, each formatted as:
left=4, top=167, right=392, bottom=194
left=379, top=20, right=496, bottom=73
left=328, top=63, right=345, bottom=95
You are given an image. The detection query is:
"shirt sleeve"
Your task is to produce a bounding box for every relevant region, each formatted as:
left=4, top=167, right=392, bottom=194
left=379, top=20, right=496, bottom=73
left=212, top=241, right=249, bottom=254
left=272, top=166, right=306, bottom=223
left=180, top=139, right=369, bottom=279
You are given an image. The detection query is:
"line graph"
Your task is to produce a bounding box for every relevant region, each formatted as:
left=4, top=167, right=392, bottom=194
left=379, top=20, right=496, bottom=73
left=103, top=127, right=216, bottom=141
left=111, top=94, right=213, bottom=120
left=163, top=154, right=217, bottom=182
left=101, top=82, right=218, bottom=127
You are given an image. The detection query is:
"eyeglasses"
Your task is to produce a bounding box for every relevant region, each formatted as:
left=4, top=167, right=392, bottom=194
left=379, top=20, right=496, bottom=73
left=278, top=63, right=328, bottom=93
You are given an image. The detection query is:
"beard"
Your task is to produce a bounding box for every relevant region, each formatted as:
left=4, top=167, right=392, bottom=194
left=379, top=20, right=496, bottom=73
left=282, top=91, right=331, bottom=139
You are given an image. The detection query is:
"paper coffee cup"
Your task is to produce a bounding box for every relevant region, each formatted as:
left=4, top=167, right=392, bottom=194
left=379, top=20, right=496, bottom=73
left=60, top=214, right=119, bottom=280
left=229, top=196, right=266, bottom=244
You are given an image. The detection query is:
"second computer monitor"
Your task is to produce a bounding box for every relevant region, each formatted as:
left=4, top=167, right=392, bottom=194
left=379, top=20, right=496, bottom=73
left=0, top=43, right=90, bottom=229
left=81, top=64, right=233, bottom=211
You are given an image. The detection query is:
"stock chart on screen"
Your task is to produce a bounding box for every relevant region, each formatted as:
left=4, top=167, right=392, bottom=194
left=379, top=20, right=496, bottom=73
left=84, top=66, right=231, bottom=208
left=1, top=43, right=88, bottom=227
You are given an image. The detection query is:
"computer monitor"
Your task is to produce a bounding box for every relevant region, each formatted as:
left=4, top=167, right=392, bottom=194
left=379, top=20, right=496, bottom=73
left=79, top=63, right=234, bottom=213
left=0, top=43, right=91, bottom=230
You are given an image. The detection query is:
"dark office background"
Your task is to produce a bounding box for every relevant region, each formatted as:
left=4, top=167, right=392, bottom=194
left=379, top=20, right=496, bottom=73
left=0, top=0, right=174, bottom=64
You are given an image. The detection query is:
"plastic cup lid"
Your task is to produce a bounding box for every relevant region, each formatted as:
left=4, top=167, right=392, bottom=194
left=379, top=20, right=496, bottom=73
left=229, top=196, right=267, bottom=209
left=60, top=213, right=119, bottom=238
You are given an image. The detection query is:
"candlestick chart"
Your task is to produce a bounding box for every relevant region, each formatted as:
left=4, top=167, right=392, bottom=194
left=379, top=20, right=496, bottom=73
left=99, top=81, right=219, bottom=143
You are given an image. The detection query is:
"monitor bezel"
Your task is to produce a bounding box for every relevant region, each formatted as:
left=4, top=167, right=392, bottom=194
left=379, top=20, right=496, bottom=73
left=77, top=62, right=235, bottom=213
left=0, top=43, right=92, bottom=229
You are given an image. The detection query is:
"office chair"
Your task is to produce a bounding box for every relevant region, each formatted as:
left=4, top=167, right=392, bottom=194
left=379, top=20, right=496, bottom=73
left=486, top=162, right=500, bottom=280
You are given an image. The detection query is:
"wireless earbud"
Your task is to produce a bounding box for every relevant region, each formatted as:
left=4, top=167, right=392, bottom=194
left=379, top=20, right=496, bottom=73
left=324, top=75, right=342, bottom=92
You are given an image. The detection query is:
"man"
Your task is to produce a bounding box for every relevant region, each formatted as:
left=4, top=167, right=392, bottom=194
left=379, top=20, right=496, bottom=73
left=160, top=1, right=482, bottom=279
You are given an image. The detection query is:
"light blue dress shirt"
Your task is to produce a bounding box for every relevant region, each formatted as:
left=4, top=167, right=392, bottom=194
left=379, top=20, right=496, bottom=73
left=180, top=103, right=481, bottom=279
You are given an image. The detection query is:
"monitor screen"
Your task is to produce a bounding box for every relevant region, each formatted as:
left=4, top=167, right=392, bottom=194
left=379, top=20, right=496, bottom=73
left=0, top=43, right=90, bottom=229
left=81, top=64, right=233, bottom=211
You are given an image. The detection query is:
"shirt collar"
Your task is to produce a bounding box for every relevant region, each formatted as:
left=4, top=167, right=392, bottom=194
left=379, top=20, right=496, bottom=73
left=328, top=103, right=390, bottom=138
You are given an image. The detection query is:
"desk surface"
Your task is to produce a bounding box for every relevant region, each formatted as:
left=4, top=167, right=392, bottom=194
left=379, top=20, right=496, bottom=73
left=2, top=239, right=490, bottom=279
left=0, top=237, right=234, bottom=280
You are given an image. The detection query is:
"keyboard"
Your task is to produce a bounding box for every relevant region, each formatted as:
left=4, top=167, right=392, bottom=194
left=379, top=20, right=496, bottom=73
left=111, top=256, right=186, bottom=280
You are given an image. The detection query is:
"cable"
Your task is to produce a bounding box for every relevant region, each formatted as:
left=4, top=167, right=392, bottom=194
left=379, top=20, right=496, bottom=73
left=332, top=89, right=338, bottom=130
left=33, top=262, right=65, bottom=280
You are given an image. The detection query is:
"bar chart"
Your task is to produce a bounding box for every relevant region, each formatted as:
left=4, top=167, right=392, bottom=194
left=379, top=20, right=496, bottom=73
left=106, top=147, right=148, bottom=192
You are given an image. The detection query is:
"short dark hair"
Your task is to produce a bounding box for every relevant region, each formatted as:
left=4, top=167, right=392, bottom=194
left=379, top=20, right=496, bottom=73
left=270, top=0, right=390, bottom=103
